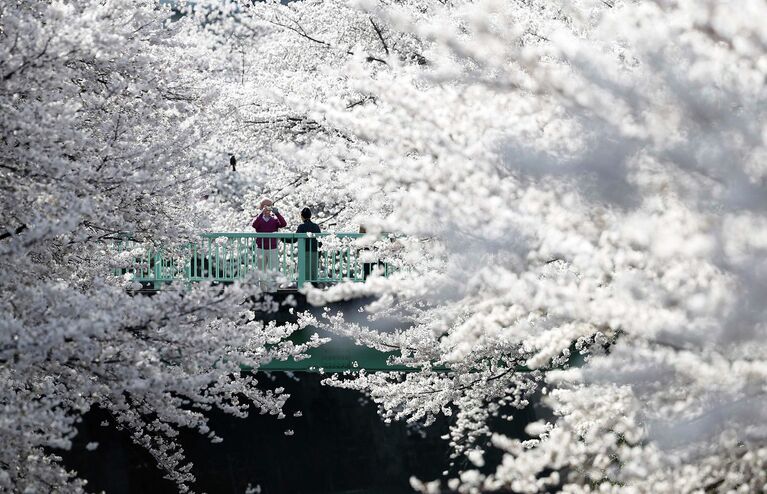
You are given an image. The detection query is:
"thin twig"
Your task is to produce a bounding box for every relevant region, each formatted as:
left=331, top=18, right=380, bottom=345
left=369, top=17, right=389, bottom=56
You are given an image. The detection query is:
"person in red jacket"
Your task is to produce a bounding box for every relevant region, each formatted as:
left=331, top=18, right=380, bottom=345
left=251, top=198, right=287, bottom=273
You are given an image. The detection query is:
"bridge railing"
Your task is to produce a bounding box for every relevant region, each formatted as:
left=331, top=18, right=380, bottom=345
left=113, top=232, right=397, bottom=290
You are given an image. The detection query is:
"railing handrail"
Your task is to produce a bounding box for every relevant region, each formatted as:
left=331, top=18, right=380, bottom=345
left=114, top=231, right=398, bottom=290
left=199, top=232, right=376, bottom=239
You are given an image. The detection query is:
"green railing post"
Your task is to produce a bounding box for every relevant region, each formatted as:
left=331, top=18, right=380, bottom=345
left=153, top=247, right=162, bottom=291
left=297, top=236, right=307, bottom=289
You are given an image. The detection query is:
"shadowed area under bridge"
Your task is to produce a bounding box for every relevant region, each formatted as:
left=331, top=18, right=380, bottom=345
left=59, top=294, right=544, bottom=494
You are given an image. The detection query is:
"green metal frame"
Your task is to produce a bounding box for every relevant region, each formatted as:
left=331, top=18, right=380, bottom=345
left=253, top=328, right=438, bottom=373
left=113, top=232, right=396, bottom=291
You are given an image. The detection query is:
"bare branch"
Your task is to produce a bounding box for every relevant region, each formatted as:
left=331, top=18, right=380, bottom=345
left=369, top=17, right=390, bottom=56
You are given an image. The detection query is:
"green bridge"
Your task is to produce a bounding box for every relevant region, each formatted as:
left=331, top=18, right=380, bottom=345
left=115, top=232, right=416, bottom=373
left=112, top=233, right=543, bottom=375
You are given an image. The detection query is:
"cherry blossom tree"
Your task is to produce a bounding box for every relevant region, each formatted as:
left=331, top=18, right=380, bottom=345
left=0, top=1, right=319, bottom=491
left=5, top=0, right=767, bottom=491
left=207, top=0, right=767, bottom=491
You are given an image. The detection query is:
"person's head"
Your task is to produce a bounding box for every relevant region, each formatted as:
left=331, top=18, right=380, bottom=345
left=259, top=198, right=273, bottom=215
left=301, top=207, right=312, bottom=221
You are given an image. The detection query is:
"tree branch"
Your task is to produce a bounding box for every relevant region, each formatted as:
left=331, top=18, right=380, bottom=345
left=369, top=17, right=390, bottom=56
left=0, top=224, right=27, bottom=241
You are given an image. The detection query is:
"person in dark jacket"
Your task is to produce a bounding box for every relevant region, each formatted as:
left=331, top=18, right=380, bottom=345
left=291, top=207, right=321, bottom=286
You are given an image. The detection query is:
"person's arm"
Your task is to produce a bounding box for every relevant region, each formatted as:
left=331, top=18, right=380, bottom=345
left=251, top=215, right=260, bottom=230
left=275, top=211, right=287, bottom=228
left=312, top=223, right=323, bottom=248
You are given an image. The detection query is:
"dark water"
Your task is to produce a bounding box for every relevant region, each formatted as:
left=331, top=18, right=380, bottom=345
left=60, top=295, right=539, bottom=493
left=64, top=374, right=457, bottom=494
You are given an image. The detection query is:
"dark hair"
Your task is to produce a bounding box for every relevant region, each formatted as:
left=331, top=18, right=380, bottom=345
left=301, top=207, right=312, bottom=219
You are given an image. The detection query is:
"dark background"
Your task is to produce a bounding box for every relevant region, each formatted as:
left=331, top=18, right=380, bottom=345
left=63, top=373, right=459, bottom=494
